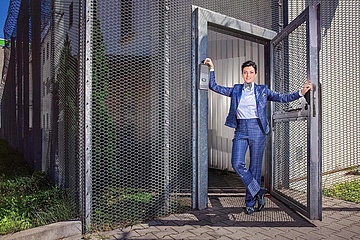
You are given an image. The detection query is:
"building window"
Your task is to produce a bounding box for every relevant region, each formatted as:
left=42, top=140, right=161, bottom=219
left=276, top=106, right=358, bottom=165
left=69, top=2, right=73, bottom=28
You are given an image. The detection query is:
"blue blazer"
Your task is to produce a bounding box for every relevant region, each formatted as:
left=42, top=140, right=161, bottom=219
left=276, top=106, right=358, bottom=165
left=209, top=71, right=302, bottom=134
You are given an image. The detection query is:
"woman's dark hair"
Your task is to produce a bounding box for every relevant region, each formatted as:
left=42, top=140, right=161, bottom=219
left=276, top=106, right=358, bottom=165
left=241, top=60, right=257, bottom=74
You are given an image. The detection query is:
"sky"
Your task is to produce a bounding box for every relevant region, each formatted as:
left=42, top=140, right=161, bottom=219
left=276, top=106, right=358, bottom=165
left=0, top=0, right=10, bottom=39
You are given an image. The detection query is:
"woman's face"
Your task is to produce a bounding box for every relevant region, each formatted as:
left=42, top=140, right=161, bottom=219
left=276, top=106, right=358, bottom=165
left=242, top=66, right=257, bottom=84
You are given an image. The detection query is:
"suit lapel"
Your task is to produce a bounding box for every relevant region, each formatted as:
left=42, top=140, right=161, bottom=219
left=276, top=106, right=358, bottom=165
left=254, top=84, right=260, bottom=111
left=236, top=84, right=244, bottom=106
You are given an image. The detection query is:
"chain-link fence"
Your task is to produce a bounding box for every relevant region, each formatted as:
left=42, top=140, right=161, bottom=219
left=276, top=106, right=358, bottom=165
left=1, top=0, right=359, bottom=233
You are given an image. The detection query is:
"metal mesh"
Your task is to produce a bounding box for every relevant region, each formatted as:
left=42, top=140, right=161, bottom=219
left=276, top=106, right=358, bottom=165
left=287, top=0, right=360, bottom=191
left=272, top=18, right=309, bottom=209
left=0, top=0, right=282, bottom=232
left=273, top=120, right=308, bottom=207
left=50, top=0, right=81, bottom=214
left=273, top=22, right=307, bottom=112
left=1, top=0, right=359, bottom=232
left=88, top=0, right=190, bottom=230
left=1, top=0, right=81, bottom=221
left=87, top=0, right=280, bottom=231
left=192, top=0, right=278, bottom=31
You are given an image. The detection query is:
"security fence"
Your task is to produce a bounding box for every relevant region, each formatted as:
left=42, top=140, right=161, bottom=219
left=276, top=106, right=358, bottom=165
left=288, top=0, right=360, bottom=188
left=1, top=0, right=359, bottom=233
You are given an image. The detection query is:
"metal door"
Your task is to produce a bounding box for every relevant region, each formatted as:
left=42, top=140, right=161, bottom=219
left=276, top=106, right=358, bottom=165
left=270, top=4, right=322, bottom=220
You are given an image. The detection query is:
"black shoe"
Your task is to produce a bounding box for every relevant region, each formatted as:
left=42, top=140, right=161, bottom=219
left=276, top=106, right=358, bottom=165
left=244, top=207, right=255, bottom=215
left=256, top=188, right=268, bottom=212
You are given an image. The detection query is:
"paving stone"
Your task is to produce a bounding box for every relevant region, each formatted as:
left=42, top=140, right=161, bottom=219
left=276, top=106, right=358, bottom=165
left=170, top=225, right=197, bottom=234
left=211, top=227, right=235, bottom=236
left=336, top=218, right=358, bottom=227
left=243, top=232, right=273, bottom=240
left=109, top=230, right=141, bottom=239
left=225, top=231, right=252, bottom=240
left=217, top=235, right=234, bottom=240
left=346, top=214, right=360, bottom=222
left=221, top=226, right=242, bottom=234
left=167, top=231, right=197, bottom=239
left=281, top=229, right=306, bottom=239
left=56, top=194, right=360, bottom=240
left=270, top=235, right=293, bottom=240
left=189, top=232, right=219, bottom=239
left=344, top=224, right=360, bottom=235
left=260, top=227, right=289, bottom=238
left=134, top=228, right=163, bottom=237
left=309, top=227, right=339, bottom=237
left=332, top=228, right=357, bottom=239
left=188, top=226, right=217, bottom=235
left=301, top=231, right=328, bottom=240
left=320, top=222, right=347, bottom=233
left=152, top=229, right=178, bottom=238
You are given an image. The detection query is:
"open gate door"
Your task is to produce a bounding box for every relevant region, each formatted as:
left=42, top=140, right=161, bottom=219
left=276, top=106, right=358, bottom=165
left=270, top=4, right=322, bottom=220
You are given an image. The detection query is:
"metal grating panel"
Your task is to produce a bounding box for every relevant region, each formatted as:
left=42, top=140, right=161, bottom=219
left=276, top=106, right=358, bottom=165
left=0, top=0, right=292, bottom=231
left=273, top=120, right=308, bottom=207
left=288, top=0, right=360, bottom=191
left=271, top=8, right=313, bottom=215
left=273, top=21, right=307, bottom=112
left=192, top=0, right=277, bottom=31
left=88, top=0, right=193, bottom=230
left=87, top=0, right=279, bottom=230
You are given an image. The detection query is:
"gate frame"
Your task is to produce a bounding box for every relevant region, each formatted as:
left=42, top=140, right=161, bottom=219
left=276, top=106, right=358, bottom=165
left=269, top=4, right=322, bottom=220
left=192, top=5, right=322, bottom=220
left=191, top=6, right=277, bottom=210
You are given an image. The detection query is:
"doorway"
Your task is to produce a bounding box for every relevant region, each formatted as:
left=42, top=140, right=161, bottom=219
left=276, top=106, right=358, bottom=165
left=191, top=6, right=275, bottom=210
left=207, top=28, right=266, bottom=193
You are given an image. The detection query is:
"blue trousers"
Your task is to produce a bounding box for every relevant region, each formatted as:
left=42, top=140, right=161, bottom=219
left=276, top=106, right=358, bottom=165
left=232, top=119, right=267, bottom=208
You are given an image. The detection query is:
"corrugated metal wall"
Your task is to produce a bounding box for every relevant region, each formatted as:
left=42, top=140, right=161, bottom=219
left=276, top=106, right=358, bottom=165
left=207, top=29, right=265, bottom=171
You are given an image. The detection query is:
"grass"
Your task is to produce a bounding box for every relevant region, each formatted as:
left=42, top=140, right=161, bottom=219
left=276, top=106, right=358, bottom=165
left=323, top=166, right=360, bottom=203
left=0, top=139, right=77, bottom=235
left=323, top=178, right=360, bottom=204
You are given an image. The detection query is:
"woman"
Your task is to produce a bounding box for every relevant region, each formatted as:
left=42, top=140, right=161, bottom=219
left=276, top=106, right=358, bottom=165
left=204, top=58, right=312, bottom=214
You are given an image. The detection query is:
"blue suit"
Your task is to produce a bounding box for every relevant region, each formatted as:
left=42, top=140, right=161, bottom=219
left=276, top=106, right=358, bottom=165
left=209, top=71, right=302, bottom=207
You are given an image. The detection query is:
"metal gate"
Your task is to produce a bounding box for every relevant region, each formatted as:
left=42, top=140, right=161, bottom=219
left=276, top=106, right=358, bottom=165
left=270, top=4, right=322, bottom=220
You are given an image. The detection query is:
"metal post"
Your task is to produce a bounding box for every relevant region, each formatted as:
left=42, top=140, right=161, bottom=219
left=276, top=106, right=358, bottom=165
left=307, top=4, right=322, bottom=220
left=163, top=0, right=170, bottom=214
left=192, top=7, right=208, bottom=210
left=83, top=0, right=93, bottom=233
